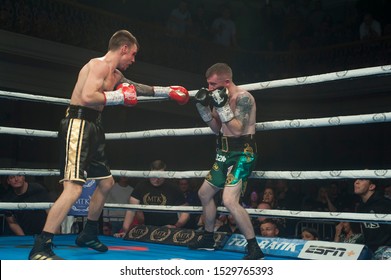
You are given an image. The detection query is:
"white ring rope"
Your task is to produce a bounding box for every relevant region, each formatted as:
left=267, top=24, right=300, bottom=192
left=1, top=168, right=391, bottom=180
left=1, top=65, right=390, bottom=104
left=1, top=111, right=390, bottom=139
left=240, top=65, right=391, bottom=91
left=0, top=202, right=389, bottom=224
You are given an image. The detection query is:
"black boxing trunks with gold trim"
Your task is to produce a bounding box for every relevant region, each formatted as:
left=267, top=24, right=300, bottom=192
left=58, top=105, right=111, bottom=185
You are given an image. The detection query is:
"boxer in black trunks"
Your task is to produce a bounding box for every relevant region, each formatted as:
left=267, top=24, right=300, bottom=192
left=28, top=30, right=189, bottom=260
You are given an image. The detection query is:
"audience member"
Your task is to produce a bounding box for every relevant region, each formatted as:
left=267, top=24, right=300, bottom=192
left=301, top=227, right=319, bottom=240
left=384, top=183, right=391, bottom=200
left=275, top=180, right=302, bottom=210
left=2, top=175, right=53, bottom=235
left=252, top=201, right=271, bottom=235
left=311, top=186, right=338, bottom=212
left=210, top=5, right=237, bottom=47
left=102, top=222, right=113, bottom=236
left=359, top=13, right=382, bottom=40
left=261, top=186, right=278, bottom=209
left=334, top=221, right=364, bottom=244
left=259, top=218, right=280, bottom=238
left=189, top=4, right=210, bottom=40
left=103, top=176, right=134, bottom=233
left=216, top=214, right=241, bottom=234
left=178, top=178, right=200, bottom=207
left=119, top=160, right=190, bottom=236
left=178, top=178, right=201, bottom=229
left=196, top=213, right=226, bottom=232
left=166, top=0, right=192, bottom=37
left=354, top=179, right=391, bottom=258
left=242, top=190, right=260, bottom=209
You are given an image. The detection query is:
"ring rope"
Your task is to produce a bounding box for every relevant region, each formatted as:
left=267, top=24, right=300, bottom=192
left=240, top=64, right=391, bottom=92
left=2, top=111, right=390, bottom=139
left=1, top=168, right=391, bottom=180
left=1, top=65, right=390, bottom=105
left=0, top=90, right=166, bottom=105
left=0, top=202, right=389, bottom=223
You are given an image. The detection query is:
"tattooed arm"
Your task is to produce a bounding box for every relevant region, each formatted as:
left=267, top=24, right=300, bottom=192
left=119, top=76, right=155, bottom=96
left=222, top=92, right=256, bottom=137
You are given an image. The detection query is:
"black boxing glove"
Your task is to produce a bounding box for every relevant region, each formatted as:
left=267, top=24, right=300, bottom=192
left=195, top=88, right=211, bottom=106
left=210, top=87, right=234, bottom=122
left=195, top=88, right=213, bottom=123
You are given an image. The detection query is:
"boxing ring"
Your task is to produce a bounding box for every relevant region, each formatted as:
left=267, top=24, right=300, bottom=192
left=1, top=65, right=391, bottom=261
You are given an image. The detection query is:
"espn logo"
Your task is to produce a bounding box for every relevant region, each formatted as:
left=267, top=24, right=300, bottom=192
left=305, top=245, right=346, bottom=257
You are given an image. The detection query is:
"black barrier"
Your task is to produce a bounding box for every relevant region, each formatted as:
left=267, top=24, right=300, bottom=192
left=124, top=225, right=228, bottom=248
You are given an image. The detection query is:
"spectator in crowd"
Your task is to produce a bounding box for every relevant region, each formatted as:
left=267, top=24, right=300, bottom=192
left=102, top=222, right=113, bottom=236
left=261, top=186, right=278, bottom=209
left=166, top=0, right=192, bottom=37
left=384, top=183, right=391, bottom=200
left=178, top=178, right=200, bottom=207
left=359, top=13, right=381, bottom=40
left=119, top=160, right=190, bottom=236
left=196, top=213, right=226, bottom=232
left=259, top=218, right=280, bottom=238
left=242, top=190, right=260, bottom=209
left=301, top=227, right=319, bottom=240
left=334, top=221, right=364, bottom=244
left=178, top=178, right=201, bottom=229
left=354, top=179, right=391, bottom=259
left=253, top=201, right=271, bottom=235
left=216, top=214, right=241, bottom=234
left=103, top=176, right=134, bottom=233
left=2, top=175, right=53, bottom=235
left=189, top=4, right=210, bottom=40
left=210, top=5, right=237, bottom=47
left=311, top=186, right=338, bottom=212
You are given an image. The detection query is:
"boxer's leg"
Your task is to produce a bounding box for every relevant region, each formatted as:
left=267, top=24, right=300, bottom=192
left=76, top=176, right=114, bottom=252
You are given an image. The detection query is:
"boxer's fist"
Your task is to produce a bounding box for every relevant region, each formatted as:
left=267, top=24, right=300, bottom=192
left=210, top=87, right=234, bottom=123
left=154, top=86, right=189, bottom=105
left=117, top=83, right=138, bottom=106
left=210, top=87, right=228, bottom=108
left=195, top=88, right=211, bottom=106
left=104, top=83, right=137, bottom=106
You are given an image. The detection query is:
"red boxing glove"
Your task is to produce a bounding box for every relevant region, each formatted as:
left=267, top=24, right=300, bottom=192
left=104, top=83, right=137, bottom=106
left=117, top=83, right=138, bottom=106
left=153, top=86, right=189, bottom=105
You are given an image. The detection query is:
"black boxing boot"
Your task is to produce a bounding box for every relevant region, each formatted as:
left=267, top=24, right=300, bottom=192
left=76, top=219, right=108, bottom=252
left=188, top=231, right=216, bottom=251
left=29, top=232, right=64, bottom=260
left=243, top=238, right=264, bottom=260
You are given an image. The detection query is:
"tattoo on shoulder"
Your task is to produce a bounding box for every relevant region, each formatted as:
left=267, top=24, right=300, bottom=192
left=235, top=94, right=253, bottom=126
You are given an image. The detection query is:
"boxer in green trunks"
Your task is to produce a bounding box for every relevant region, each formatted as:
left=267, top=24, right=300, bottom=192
left=189, top=63, right=264, bottom=260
